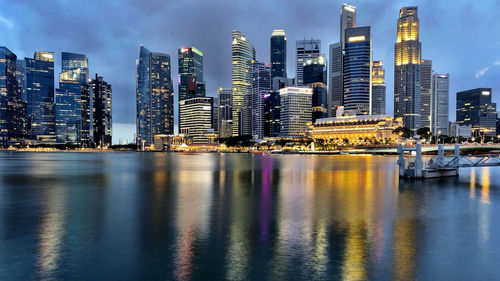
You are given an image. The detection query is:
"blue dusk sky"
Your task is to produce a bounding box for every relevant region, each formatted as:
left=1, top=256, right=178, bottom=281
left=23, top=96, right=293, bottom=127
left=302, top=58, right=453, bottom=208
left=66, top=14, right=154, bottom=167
left=1, top=0, right=499, bottom=143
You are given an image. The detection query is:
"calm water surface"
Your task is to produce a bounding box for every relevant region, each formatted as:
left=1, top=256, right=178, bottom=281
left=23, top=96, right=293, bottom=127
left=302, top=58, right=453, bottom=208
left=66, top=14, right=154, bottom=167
left=0, top=152, right=498, bottom=280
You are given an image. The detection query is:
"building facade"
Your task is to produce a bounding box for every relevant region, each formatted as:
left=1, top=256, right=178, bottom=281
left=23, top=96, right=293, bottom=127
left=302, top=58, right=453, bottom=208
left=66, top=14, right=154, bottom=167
left=296, top=39, right=321, bottom=86
left=232, top=30, right=255, bottom=136
left=420, top=59, right=432, bottom=129
left=303, top=55, right=327, bottom=122
left=91, top=74, right=112, bottom=147
left=456, top=88, right=496, bottom=137
left=251, top=61, right=271, bottom=139
left=218, top=88, right=233, bottom=139
left=343, top=26, right=372, bottom=115
left=25, top=51, right=56, bottom=141
left=371, top=60, right=386, bottom=115
left=179, top=97, right=214, bottom=144
left=279, top=87, right=312, bottom=137
left=178, top=47, right=204, bottom=133
left=328, top=42, right=342, bottom=117
left=394, top=6, right=422, bottom=130
left=309, top=115, right=402, bottom=144
left=136, top=45, right=174, bottom=146
left=270, top=29, right=287, bottom=84
left=430, top=73, right=449, bottom=136
left=0, top=47, right=25, bottom=143
left=56, top=52, right=89, bottom=145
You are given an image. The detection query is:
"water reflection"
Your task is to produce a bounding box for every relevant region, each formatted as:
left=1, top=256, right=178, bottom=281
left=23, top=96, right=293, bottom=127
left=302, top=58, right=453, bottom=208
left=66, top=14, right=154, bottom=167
left=0, top=153, right=499, bottom=280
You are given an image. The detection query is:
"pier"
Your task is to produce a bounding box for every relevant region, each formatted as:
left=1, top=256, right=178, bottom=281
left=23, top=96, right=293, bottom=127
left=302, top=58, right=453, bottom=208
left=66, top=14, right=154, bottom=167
left=398, top=143, right=500, bottom=178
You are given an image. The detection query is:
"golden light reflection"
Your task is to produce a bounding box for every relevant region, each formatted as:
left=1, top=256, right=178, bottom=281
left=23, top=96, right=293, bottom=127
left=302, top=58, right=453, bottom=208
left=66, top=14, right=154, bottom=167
left=470, top=169, right=476, bottom=199
left=480, top=168, right=490, bottom=204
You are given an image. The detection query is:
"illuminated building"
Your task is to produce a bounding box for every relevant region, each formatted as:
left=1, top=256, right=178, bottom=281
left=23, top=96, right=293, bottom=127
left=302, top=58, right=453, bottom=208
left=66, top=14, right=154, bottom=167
left=178, top=47, right=204, bottom=134
left=303, top=55, right=327, bottom=122
left=394, top=6, right=422, bottom=130
left=55, top=52, right=89, bottom=145
left=420, top=59, right=432, bottom=128
left=343, top=26, right=372, bottom=115
left=251, top=61, right=271, bottom=139
left=90, top=74, right=112, bottom=147
left=136, top=45, right=174, bottom=146
left=329, top=4, right=356, bottom=117
left=212, top=97, right=219, bottom=133
left=371, top=60, right=386, bottom=115
left=308, top=115, right=403, bottom=144
left=179, top=97, right=214, bottom=144
left=270, top=29, right=287, bottom=84
left=456, top=88, right=496, bottom=137
left=153, top=134, right=192, bottom=151
left=217, top=88, right=232, bottom=138
left=279, top=87, right=312, bottom=137
left=14, top=61, right=27, bottom=140
left=232, top=30, right=255, bottom=136
left=25, top=51, right=56, bottom=141
left=0, top=47, right=26, bottom=143
left=430, top=73, right=449, bottom=136
left=296, top=39, right=321, bottom=86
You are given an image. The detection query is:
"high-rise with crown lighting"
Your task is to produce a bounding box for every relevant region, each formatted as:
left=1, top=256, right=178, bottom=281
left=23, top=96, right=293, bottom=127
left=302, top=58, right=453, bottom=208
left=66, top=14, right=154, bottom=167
left=394, top=6, right=422, bottom=130
left=232, top=30, right=255, bottom=136
left=371, top=61, right=386, bottom=115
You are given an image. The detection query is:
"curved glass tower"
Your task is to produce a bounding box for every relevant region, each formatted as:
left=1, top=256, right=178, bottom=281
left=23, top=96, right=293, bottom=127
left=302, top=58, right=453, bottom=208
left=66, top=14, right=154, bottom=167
left=231, top=30, right=255, bottom=136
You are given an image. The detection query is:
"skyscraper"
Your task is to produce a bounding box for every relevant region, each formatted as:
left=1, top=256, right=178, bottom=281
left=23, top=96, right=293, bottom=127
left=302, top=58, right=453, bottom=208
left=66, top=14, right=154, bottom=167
left=420, top=59, right=432, bottom=128
left=232, top=30, right=255, bottom=136
left=0, top=47, right=25, bottom=143
left=178, top=47, right=205, bottom=134
left=270, top=29, right=287, bottom=85
left=430, top=73, right=449, bottom=136
left=343, top=26, right=372, bottom=115
left=394, top=6, right=422, bottom=130
left=14, top=60, right=27, bottom=139
left=251, top=61, right=271, bottom=139
left=217, top=88, right=232, bottom=139
left=25, top=51, right=55, bottom=141
left=91, top=74, right=112, bottom=147
left=341, top=3, right=357, bottom=50
left=136, top=45, right=174, bottom=146
left=328, top=42, right=342, bottom=116
left=328, top=3, right=356, bottom=118
left=179, top=97, right=213, bottom=143
left=55, top=52, right=89, bottom=145
left=371, top=60, right=386, bottom=115
left=279, top=87, right=312, bottom=137
left=303, top=55, right=327, bottom=122
left=456, top=88, right=496, bottom=137
left=296, top=39, right=321, bottom=86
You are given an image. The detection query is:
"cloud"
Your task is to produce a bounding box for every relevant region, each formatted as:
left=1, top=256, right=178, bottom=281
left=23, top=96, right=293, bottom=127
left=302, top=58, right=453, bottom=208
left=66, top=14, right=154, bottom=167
left=0, top=16, right=13, bottom=28
left=476, top=61, right=500, bottom=78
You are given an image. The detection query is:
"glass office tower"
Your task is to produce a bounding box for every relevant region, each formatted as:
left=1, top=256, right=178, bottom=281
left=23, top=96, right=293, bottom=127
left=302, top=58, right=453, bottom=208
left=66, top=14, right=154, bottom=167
left=251, top=61, right=271, bottom=139
left=136, top=45, right=174, bottom=146
left=25, top=51, right=55, bottom=141
left=420, top=59, right=432, bottom=128
left=296, top=39, right=321, bottom=86
left=270, top=29, right=287, bottom=85
left=456, top=88, right=496, bottom=137
left=343, top=26, right=372, bottom=115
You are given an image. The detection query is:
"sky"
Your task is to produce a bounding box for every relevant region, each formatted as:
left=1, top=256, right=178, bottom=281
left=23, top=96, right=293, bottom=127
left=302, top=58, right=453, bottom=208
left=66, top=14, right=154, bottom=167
left=1, top=0, right=500, bottom=143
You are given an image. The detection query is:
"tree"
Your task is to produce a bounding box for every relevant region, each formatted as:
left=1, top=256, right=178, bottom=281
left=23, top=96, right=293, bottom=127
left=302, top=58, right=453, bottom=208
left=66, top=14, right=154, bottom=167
left=416, top=127, right=431, bottom=139
left=393, top=127, right=413, bottom=139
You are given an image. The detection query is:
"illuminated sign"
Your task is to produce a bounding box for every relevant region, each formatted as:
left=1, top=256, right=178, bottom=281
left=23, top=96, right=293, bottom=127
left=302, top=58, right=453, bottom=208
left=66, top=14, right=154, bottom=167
left=482, top=91, right=490, bottom=96
left=343, top=5, right=356, bottom=13
left=348, top=36, right=366, bottom=42
left=181, top=48, right=189, bottom=53
left=41, top=53, right=53, bottom=59
left=202, top=106, right=211, bottom=110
